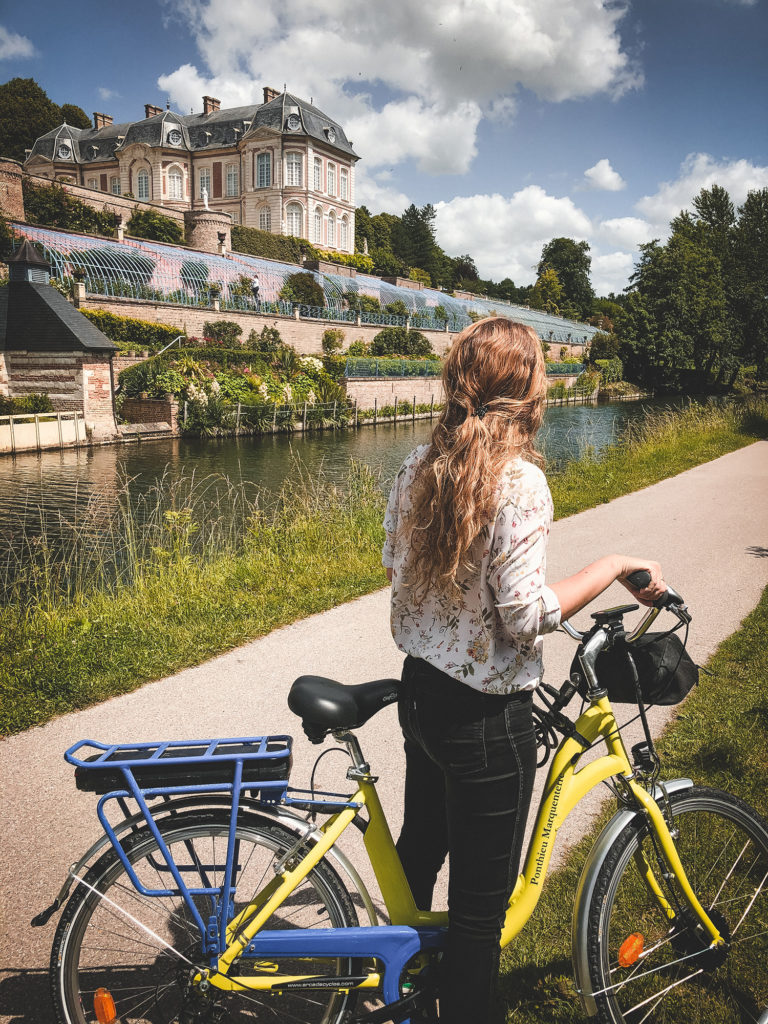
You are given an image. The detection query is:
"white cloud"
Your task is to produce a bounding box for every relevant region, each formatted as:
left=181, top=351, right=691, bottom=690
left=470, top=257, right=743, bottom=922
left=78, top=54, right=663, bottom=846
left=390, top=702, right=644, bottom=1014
left=597, top=216, right=655, bottom=249
left=434, top=187, right=591, bottom=283
left=97, top=87, right=120, bottom=101
left=354, top=170, right=412, bottom=215
left=0, top=25, right=37, bottom=60
left=159, top=0, right=642, bottom=174
left=636, top=153, right=768, bottom=234
left=584, top=158, right=626, bottom=191
left=591, top=251, right=636, bottom=296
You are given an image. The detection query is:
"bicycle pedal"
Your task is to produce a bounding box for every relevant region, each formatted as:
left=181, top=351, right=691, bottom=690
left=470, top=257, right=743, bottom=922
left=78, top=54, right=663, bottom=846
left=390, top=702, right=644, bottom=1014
left=353, top=987, right=435, bottom=1024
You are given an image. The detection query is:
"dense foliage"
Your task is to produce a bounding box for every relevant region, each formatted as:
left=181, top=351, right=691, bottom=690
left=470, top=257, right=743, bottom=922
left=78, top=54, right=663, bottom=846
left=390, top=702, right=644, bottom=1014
left=0, top=393, right=54, bottom=414
left=230, top=225, right=320, bottom=264
left=80, top=309, right=183, bottom=351
left=536, top=238, right=594, bottom=320
left=202, top=320, right=242, bottom=345
left=126, top=209, right=185, bottom=245
left=370, top=326, right=433, bottom=357
left=0, top=78, right=90, bottom=163
left=618, top=185, right=768, bottom=391
left=22, top=180, right=116, bottom=236
left=279, top=272, right=325, bottom=306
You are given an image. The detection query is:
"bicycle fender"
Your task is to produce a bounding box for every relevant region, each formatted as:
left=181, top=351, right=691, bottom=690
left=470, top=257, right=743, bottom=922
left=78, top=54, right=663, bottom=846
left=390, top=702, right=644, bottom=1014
left=571, top=778, right=694, bottom=1017
left=37, top=796, right=379, bottom=929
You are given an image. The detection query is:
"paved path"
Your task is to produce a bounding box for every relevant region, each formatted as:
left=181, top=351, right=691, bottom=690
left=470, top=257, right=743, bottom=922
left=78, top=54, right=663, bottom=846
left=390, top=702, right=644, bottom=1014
left=1, top=441, right=767, bottom=1022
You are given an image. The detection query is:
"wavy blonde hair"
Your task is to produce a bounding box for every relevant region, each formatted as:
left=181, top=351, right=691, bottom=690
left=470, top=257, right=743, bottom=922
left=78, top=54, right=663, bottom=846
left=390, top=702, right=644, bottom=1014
left=403, top=318, right=546, bottom=599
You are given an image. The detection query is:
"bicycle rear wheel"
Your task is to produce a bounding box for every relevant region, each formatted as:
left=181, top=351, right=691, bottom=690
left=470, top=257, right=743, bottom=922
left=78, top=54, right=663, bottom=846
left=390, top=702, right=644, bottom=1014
left=51, top=810, right=359, bottom=1023
left=586, top=786, right=768, bottom=1023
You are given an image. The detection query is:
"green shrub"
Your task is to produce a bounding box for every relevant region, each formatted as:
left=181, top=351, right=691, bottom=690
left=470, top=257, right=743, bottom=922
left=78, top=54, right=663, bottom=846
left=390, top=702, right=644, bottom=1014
left=322, top=355, right=347, bottom=381
left=246, top=325, right=283, bottom=354
left=321, top=328, right=345, bottom=354
left=408, top=267, right=431, bottom=286
left=588, top=331, right=620, bottom=361
left=315, top=249, right=375, bottom=274
left=126, top=208, right=185, bottom=245
left=203, top=320, right=242, bottom=345
left=383, top=299, right=409, bottom=317
left=279, top=273, right=325, bottom=307
left=370, top=327, right=433, bottom=357
left=343, top=290, right=381, bottom=313
left=22, top=180, right=116, bottom=236
left=434, top=305, right=448, bottom=323
left=595, top=357, right=624, bottom=384
left=80, top=309, right=183, bottom=351
left=231, top=225, right=319, bottom=265
left=347, top=339, right=368, bottom=355
left=0, top=392, right=54, bottom=414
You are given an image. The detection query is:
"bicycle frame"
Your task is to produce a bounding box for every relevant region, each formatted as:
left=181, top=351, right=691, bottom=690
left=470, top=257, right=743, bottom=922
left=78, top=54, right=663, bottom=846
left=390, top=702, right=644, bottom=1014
left=203, top=693, right=725, bottom=999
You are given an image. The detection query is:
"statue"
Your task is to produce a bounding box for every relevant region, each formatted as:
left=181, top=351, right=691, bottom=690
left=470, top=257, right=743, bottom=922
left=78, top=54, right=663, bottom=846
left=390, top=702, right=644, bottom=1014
left=201, top=187, right=209, bottom=210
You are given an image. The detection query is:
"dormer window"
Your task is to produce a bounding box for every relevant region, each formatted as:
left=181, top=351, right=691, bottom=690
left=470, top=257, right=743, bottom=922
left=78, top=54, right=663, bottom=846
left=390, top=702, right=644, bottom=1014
left=57, top=143, right=72, bottom=160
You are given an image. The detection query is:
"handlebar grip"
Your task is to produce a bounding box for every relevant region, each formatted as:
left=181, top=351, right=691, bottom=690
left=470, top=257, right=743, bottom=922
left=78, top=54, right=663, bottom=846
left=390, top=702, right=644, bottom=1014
left=625, top=569, right=651, bottom=589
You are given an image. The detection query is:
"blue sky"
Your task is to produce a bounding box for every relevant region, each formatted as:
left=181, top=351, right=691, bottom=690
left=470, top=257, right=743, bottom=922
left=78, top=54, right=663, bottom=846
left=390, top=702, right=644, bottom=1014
left=2, top=0, right=766, bottom=294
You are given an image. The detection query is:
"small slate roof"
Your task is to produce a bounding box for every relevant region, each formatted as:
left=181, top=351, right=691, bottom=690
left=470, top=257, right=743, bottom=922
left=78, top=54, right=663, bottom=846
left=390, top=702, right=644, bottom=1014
left=27, top=91, right=358, bottom=165
left=7, top=238, right=49, bottom=267
left=0, top=282, right=116, bottom=353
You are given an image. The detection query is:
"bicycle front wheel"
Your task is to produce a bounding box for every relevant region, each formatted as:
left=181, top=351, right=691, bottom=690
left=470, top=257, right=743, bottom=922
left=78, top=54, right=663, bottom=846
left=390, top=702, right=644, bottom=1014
left=586, top=786, right=768, bottom=1024
left=51, top=809, right=359, bottom=1024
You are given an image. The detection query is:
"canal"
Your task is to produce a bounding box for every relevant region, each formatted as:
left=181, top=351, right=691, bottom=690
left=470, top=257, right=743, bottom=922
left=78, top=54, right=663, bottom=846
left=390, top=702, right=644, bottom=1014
left=0, top=398, right=670, bottom=595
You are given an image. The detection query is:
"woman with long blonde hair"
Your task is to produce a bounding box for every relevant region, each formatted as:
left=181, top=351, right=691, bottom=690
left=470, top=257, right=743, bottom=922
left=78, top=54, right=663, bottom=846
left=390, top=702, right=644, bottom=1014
left=382, top=318, right=665, bottom=1023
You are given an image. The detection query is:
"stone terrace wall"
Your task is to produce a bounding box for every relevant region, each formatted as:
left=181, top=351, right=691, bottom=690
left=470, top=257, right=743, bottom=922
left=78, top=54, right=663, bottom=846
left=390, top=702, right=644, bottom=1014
left=345, top=377, right=445, bottom=408
left=80, top=295, right=457, bottom=356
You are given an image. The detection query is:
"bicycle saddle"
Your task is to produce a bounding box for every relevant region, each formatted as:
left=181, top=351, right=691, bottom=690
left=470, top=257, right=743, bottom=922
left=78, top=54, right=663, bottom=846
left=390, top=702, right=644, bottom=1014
left=288, top=675, right=400, bottom=742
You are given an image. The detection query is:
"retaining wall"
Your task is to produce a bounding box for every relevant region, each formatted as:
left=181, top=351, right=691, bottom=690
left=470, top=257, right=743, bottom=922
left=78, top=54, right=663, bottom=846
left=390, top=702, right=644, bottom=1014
left=122, top=396, right=179, bottom=431
left=344, top=377, right=445, bottom=407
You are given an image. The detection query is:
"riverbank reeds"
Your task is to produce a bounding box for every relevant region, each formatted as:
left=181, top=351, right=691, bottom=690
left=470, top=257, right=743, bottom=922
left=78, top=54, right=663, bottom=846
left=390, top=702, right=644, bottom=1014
left=498, top=583, right=768, bottom=1022
left=1, top=396, right=766, bottom=735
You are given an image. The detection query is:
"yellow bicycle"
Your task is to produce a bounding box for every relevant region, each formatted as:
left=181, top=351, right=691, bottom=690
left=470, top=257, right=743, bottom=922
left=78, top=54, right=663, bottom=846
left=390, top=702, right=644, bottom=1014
left=45, top=579, right=768, bottom=1023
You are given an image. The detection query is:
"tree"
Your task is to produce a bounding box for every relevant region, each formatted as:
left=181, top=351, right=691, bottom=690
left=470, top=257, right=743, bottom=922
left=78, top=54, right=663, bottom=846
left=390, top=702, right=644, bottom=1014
left=127, top=209, right=184, bottom=245
left=59, top=104, right=91, bottom=130
left=731, top=188, right=768, bottom=381
left=529, top=266, right=564, bottom=315
left=0, top=78, right=91, bottom=162
left=537, top=237, right=594, bottom=319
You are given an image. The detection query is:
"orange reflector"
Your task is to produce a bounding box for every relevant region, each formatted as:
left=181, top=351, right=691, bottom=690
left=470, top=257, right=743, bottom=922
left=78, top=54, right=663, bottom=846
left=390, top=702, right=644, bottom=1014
left=94, top=987, right=117, bottom=1024
left=618, top=933, right=645, bottom=967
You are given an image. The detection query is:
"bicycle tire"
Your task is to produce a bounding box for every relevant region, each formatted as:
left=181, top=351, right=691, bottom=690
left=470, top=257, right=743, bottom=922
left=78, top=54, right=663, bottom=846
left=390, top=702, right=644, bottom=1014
left=586, top=786, right=768, bottom=1024
left=51, top=809, right=359, bottom=1024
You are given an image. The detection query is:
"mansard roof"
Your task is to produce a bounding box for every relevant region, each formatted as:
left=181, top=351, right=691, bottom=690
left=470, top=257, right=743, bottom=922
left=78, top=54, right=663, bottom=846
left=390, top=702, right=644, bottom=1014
left=26, top=92, right=358, bottom=167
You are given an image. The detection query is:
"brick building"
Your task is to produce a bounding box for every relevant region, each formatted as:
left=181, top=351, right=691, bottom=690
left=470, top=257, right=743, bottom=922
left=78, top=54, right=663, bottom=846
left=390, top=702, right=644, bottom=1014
left=0, top=240, right=117, bottom=439
left=24, top=88, right=359, bottom=254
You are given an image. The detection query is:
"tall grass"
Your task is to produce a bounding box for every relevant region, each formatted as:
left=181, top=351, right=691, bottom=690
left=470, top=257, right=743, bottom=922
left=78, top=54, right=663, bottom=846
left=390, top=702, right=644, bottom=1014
left=1, top=396, right=766, bottom=735
left=0, top=461, right=386, bottom=734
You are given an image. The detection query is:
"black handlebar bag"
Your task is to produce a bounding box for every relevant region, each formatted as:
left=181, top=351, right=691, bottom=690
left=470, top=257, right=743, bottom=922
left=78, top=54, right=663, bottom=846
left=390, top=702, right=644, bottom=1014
left=572, top=631, right=699, bottom=705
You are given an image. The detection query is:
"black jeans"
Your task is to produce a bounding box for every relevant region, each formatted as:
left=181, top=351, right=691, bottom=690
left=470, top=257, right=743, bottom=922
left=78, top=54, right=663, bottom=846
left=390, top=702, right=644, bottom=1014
left=396, top=655, right=537, bottom=1024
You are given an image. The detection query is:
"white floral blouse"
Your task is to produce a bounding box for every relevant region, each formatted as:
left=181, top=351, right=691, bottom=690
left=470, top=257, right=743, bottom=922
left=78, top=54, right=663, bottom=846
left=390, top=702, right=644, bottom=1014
left=382, top=445, right=561, bottom=694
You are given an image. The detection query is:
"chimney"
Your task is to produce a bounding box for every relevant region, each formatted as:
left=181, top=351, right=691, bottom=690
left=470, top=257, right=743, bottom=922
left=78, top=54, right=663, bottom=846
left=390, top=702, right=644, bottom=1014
left=263, top=86, right=280, bottom=104
left=93, top=113, right=113, bottom=130
left=144, top=103, right=163, bottom=119
left=203, top=96, right=221, bottom=115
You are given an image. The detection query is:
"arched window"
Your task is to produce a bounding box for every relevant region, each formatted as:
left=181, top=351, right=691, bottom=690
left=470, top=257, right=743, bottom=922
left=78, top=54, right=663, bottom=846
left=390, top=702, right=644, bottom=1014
left=340, top=215, right=348, bottom=251
left=327, top=210, right=336, bottom=247
left=168, top=167, right=183, bottom=200
left=286, top=202, right=303, bottom=237
left=314, top=206, right=323, bottom=244
left=137, top=169, right=150, bottom=200
left=286, top=153, right=302, bottom=187
left=259, top=207, right=271, bottom=231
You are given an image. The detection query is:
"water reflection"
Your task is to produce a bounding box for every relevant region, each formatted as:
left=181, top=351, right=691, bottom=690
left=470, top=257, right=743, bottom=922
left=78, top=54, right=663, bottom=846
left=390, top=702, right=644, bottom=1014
left=0, top=399, right=667, bottom=595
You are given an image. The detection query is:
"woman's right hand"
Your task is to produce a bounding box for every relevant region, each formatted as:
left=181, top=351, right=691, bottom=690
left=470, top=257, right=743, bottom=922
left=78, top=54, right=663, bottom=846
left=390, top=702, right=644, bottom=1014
left=616, top=555, right=666, bottom=606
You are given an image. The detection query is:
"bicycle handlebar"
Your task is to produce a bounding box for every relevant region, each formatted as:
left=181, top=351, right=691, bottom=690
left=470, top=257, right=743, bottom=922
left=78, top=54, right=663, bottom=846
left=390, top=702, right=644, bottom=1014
left=624, top=569, right=685, bottom=611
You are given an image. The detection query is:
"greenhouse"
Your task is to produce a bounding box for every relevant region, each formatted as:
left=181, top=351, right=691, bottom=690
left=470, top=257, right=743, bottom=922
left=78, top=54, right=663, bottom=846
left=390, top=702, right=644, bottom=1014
left=9, top=223, right=598, bottom=346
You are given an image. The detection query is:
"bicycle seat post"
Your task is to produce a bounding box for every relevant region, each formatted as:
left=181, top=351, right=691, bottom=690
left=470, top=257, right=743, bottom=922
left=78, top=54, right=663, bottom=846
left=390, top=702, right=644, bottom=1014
left=334, top=730, right=379, bottom=783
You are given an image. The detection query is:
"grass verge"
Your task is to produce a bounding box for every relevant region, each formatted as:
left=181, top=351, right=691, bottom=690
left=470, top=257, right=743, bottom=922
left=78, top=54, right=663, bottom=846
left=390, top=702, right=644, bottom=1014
left=498, top=585, right=768, bottom=1021
left=1, top=396, right=767, bottom=736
